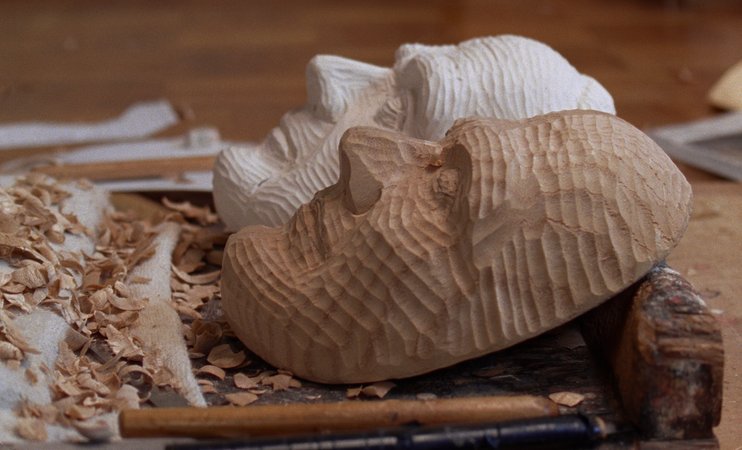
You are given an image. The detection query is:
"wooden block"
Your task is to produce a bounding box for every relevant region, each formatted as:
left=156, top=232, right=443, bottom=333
left=581, top=265, right=723, bottom=440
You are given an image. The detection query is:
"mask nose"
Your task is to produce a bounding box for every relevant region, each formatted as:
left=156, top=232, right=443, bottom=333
left=338, top=126, right=441, bottom=214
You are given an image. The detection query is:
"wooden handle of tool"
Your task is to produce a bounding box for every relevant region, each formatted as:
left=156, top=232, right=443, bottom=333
left=119, top=395, right=558, bottom=439
left=32, top=155, right=216, bottom=181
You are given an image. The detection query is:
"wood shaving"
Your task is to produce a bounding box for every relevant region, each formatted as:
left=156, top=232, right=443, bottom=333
left=347, top=381, right=396, bottom=399
left=0, top=188, right=263, bottom=441
left=362, top=381, right=396, bottom=398
left=196, top=365, right=226, bottom=380
left=200, top=384, right=218, bottom=395
left=15, top=417, right=48, bottom=441
left=162, top=198, right=219, bottom=226
left=233, top=373, right=259, bottom=390
left=262, top=373, right=301, bottom=391
left=548, top=391, right=585, bottom=407
left=224, top=392, right=258, bottom=407
left=207, top=344, right=246, bottom=369
left=0, top=176, right=181, bottom=439
left=191, top=319, right=223, bottom=355
left=0, top=341, right=23, bottom=360
left=172, top=266, right=220, bottom=285
left=346, top=387, right=363, bottom=399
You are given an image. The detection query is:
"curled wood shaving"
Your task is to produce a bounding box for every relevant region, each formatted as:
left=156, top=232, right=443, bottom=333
left=101, top=325, right=144, bottom=360
left=172, top=266, right=220, bottom=285
left=200, top=384, right=218, bottom=395
left=196, top=365, right=226, bottom=380
left=162, top=198, right=219, bottom=226
left=191, top=319, right=223, bottom=355
left=0, top=176, right=196, bottom=440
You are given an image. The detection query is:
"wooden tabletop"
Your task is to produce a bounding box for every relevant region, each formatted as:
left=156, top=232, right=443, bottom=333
left=1, top=0, right=741, bottom=447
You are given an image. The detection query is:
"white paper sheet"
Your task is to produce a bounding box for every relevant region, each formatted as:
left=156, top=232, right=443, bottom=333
left=0, top=100, right=179, bottom=150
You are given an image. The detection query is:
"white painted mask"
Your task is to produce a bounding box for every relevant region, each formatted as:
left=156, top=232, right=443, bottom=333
left=213, top=35, right=615, bottom=230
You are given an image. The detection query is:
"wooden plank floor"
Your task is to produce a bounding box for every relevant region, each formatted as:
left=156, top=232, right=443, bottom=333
left=1, top=0, right=741, bottom=447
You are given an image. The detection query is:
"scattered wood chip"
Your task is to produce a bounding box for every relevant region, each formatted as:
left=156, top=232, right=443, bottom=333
left=108, top=293, right=148, bottom=311
left=162, top=198, right=219, bottom=226
left=0, top=177, right=233, bottom=436
left=15, top=418, right=47, bottom=441
left=191, top=319, right=222, bottom=354
left=197, top=365, right=226, bottom=380
left=233, top=373, right=259, bottom=390
left=262, top=373, right=301, bottom=391
left=207, top=344, right=246, bottom=369
left=548, top=391, right=585, bottom=407
left=224, top=392, right=258, bottom=407
left=346, top=386, right=363, bottom=399
left=172, top=265, right=220, bottom=285
left=361, top=381, right=396, bottom=399
left=200, top=384, right=218, bottom=395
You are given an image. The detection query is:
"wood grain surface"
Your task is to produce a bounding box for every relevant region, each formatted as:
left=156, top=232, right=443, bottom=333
left=119, top=395, right=558, bottom=438
left=1, top=0, right=741, bottom=446
left=222, top=111, right=692, bottom=383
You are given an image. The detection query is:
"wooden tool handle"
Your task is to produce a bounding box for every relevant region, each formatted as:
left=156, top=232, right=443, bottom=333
left=32, top=155, right=216, bottom=181
left=580, top=264, right=723, bottom=440
left=119, top=395, right=558, bottom=439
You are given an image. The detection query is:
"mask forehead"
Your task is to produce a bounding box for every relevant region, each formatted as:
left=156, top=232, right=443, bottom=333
left=393, top=36, right=616, bottom=140
left=306, top=55, right=393, bottom=122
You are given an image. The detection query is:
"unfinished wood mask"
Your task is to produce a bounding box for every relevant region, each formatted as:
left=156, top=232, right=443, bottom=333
left=221, top=110, right=692, bottom=383
left=213, top=35, right=616, bottom=230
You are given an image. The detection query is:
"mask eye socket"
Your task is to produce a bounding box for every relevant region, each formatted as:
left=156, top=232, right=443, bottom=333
left=339, top=147, right=383, bottom=215
left=337, top=127, right=442, bottom=215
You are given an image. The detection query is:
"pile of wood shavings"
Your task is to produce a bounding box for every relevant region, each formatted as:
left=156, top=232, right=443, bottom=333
left=0, top=175, right=171, bottom=440
left=2, top=182, right=317, bottom=442
left=163, top=199, right=306, bottom=407
left=0, top=176, right=250, bottom=441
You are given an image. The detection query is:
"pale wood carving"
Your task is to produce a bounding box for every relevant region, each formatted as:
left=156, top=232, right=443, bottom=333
left=221, top=110, right=692, bottom=383
left=708, top=59, right=742, bottom=111
left=213, top=35, right=615, bottom=230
